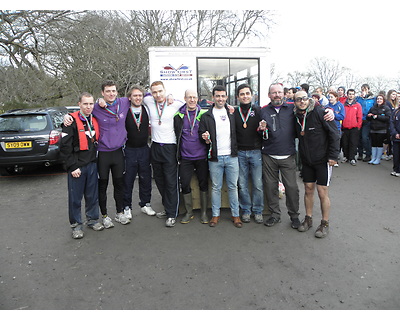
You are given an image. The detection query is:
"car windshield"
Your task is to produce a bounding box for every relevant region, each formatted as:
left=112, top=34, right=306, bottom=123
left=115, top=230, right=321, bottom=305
left=0, top=115, right=48, bottom=133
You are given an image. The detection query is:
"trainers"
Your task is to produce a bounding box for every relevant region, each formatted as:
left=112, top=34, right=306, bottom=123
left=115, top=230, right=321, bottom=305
left=333, top=163, right=339, bottom=167
left=264, top=216, right=281, bottom=227
left=165, top=217, right=176, bottom=227
left=291, top=217, right=301, bottom=229
left=350, top=159, right=357, bottom=166
left=391, top=171, right=397, bottom=176
left=124, top=207, right=132, bottom=220
left=156, top=210, right=167, bottom=219
left=72, top=226, right=84, bottom=239
left=88, top=222, right=104, bottom=231
left=141, top=204, right=156, bottom=216
left=241, top=213, right=251, bottom=223
left=254, top=214, right=264, bottom=224
left=102, top=216, right=114, bottom=229
left=115, top=212, right=130, bottom=225
left=341, top=157, right=348, bottom=163
left=298, top=215, right=313, bottom=232
left=315, top=220, right=329, bottom=238
left=396, top=173, right=400, bottom=177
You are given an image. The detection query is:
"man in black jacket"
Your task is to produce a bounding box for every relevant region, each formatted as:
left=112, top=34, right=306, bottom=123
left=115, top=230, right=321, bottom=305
left=61, top=93, right=104, bottom=239
left=198, top=85, right=242, bottom=228
left=293, top=91, right=340, bottom=238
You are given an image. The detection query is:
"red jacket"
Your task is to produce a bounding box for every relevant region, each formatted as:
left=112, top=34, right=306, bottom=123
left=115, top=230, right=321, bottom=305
left=342, top=100, right=363, bottom=129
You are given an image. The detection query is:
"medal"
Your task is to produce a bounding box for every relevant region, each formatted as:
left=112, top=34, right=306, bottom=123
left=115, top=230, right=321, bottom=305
left=186, top=107, right=199, bottom=135
left=296, top=109, right=308, bottom=137
left=300, top=131, right=305, bottom=136
left=104, top=100, right=120, bottom=122
left=155, top=99, right=166, bottom=125
left=239, top=106, right=252, bottom=130
left=158, top=120, right=162, bottom=125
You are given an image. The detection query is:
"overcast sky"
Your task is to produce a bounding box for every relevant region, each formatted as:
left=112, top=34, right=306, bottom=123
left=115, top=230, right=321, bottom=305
left=267, top=1, right=400, bottom=80
left=11, top=0, right=400, bottom=81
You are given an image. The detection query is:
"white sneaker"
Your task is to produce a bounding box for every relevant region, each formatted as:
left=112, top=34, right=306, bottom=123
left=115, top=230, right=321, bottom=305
left=124, top=207, right=132, bottom=220
left=103, top=216, right=114, bottom=229
left=156, top=210, right=167, bottom=219
left=166, top=217, right=176, bottom=227
left=350, top=160, right=357, bottom=166
left=141, top=205, right=156, bottom=216
left=341, top=157, right=348, bottom=163
left=115, top=212, right=130, bottom=225
left=333, top=163, right=339, bottom=167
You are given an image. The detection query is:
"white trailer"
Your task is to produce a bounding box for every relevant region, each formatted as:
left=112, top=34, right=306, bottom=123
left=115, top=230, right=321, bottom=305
left=148, top=46, right=271, bottom=107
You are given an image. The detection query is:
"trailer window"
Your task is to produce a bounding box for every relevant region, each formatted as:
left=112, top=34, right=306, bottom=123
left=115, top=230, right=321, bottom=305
left=197, top=58, right=259, bottom=107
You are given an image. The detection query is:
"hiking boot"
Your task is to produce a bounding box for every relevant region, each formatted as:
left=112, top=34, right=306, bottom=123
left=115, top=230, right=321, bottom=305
left=264, top=216, right=281, bottom=227
left=298, top=215, right=312, bottom=232
left=254, top=214, right=264, bottom=224
left=241, top=214, right=251, bottom=223
left=315, top=220, right=329, bottom=238
left=290, top=217, right=301, bottom=229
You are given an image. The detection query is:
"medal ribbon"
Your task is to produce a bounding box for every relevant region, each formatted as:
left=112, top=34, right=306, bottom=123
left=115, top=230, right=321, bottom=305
left=296, top=109, right=308, bottom=135
left=186, top=107, right=199, bottom=135
left=155, top=99, right=167, bottom=123
left=130, top=106, right=142, bottom=130
left=239, top=106, right=252, bottom=127
left=105, top=100, right=120, bottom=121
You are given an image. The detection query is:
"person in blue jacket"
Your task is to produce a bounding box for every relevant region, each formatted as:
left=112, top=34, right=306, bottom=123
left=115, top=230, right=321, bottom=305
left=356, top=84, right=375, bottom=162
left=326, top=91, right=345, bottom=134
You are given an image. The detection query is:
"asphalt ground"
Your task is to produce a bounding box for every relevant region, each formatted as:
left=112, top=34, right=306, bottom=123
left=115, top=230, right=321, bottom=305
left=0, top=157, right=399, bottom=313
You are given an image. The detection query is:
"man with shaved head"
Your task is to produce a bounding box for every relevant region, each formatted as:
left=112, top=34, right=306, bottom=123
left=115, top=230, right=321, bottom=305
left=293, top=90, right=340, bottom=238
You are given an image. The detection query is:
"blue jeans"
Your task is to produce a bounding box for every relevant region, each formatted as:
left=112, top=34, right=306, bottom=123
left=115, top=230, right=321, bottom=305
left=68, top=161, right=99, bottom=227
left=208, top=155, right=239, bottom=217
left=238, top=150, right=264, bottom=215
left=358, top=121, right=372, bottom=157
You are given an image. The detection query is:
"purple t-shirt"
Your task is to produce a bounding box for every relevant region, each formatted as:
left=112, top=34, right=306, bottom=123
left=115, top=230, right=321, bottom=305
left=92, top=97, right=130, bottom=152
left=180, top=108, right=207, bottom=160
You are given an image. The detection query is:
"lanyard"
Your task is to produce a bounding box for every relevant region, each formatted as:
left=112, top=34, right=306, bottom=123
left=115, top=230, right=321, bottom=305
left=186, top=107, right=199, bottom=135
left=79, top=112, right=95, bottom=141
left=296, top=109, right=308, bottom=136
left=239, top=106, right=252, bottom=128
left=105, top=100, right=120, bottom=121
left=130, top=106, right=142, bottom=131
left=155, top=99, right=167, bottom=125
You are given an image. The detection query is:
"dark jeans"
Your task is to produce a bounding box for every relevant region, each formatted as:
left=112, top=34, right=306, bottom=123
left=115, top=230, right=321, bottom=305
left=68, top=161, right=99, bottom=226
left=179, top=158, right=209, bottom=194
left=342, top=128, right=360, bottom=161
left=97, top=148, right=125, bottom=215
left=358, top=121, right=371, bottom=157
left=151, top=142, right=179, bottom=219
left=123, top=145, right=152, bottom=208
left=393, top=142, right=400, bottom=173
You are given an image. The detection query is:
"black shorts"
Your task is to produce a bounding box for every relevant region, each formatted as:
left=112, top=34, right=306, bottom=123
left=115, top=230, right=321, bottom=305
left=301, top=162, right=332, bottom=186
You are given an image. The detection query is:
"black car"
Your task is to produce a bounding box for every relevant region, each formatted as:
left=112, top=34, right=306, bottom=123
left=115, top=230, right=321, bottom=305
left=0, top=107, right=70, bottom=175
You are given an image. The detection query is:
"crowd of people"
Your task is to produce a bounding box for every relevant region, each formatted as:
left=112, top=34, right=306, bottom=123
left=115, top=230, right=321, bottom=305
left=60, top=79, right=398, bottom=241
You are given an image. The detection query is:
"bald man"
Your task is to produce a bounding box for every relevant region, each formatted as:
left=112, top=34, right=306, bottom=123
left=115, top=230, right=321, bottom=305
left=174, top=89, right=209, bottom=224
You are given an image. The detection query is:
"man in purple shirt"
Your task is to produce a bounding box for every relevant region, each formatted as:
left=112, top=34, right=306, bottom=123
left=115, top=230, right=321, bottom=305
left=173, top=89, right=209, bottom=224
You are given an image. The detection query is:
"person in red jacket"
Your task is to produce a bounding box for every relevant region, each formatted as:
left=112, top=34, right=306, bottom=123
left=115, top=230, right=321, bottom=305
left=341, top=89, right=363, bottom=165
left=61, top=93, right=104, bottom=239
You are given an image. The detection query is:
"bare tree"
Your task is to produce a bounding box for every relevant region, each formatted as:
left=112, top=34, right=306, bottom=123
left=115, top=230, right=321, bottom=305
left=308, top=57, right=344, bottom=93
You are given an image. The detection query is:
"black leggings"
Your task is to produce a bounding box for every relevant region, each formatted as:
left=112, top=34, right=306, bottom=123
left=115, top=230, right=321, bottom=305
left=97, top=148, right=125, bottom=215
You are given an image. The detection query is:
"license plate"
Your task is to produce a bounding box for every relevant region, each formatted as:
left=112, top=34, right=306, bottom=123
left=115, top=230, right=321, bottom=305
left=5, top=141, right=32, bottom=149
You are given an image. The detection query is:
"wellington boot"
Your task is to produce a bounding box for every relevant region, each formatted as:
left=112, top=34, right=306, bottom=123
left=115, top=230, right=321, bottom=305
left=180, top=193, right=194, bottom=224
left=200, top=191, right=209, bottom=224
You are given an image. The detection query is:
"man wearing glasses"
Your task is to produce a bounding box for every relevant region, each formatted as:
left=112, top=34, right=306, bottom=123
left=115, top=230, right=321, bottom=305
left=259, top=83, right=334, bottom=230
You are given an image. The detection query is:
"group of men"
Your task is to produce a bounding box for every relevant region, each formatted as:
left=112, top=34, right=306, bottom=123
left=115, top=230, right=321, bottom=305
left=61, top=80, right=339, bottom=240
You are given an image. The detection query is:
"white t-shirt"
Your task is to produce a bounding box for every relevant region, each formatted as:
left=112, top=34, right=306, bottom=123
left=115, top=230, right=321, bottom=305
left=143, top=95, right=183, bottom=144
left=212, top=107, right=231, bottom=156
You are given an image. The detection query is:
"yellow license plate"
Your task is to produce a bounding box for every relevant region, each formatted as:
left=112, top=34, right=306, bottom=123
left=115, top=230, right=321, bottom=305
left=5, top=141, right=32, bottom=149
